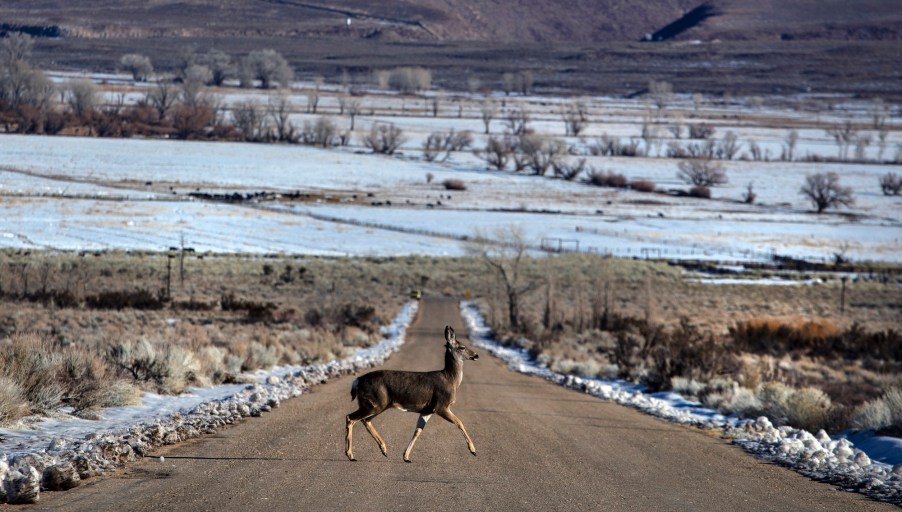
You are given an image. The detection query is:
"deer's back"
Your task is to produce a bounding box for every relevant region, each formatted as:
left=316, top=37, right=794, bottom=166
left=354, top=369, right=454, bottom=414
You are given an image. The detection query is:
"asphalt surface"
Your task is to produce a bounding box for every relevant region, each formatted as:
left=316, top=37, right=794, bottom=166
left=23, top=297, right=894, bottom=511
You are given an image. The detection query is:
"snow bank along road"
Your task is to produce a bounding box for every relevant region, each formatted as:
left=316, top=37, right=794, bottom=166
left=25, top=298, right=893, bottom=511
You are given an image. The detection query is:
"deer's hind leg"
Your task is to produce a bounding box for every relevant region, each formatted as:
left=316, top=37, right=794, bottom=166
left=362, top=418, right=387, bottom=457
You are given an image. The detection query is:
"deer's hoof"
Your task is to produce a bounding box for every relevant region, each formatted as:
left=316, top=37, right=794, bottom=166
left=404, top=458, right=412, bottom=463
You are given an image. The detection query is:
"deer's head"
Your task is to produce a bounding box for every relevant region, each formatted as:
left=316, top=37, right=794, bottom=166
left=445, top=325, right=478, bottom=361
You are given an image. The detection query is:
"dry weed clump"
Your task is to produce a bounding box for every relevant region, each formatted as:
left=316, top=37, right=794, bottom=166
left=852, top=388, right=902, bottom=432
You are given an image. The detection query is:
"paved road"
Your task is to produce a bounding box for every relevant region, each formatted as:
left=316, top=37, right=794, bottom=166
left=26, top=297, right=893, bottom=511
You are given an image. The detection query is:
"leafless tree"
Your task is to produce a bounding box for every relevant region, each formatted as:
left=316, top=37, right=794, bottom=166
left=475, top=136, right=513, bottom=171
left=781, top=129, right=799, bottom=161
left=826, top=122, right=857, bottom=160
left=677, top=159, right=728, bottom=187
left=714, top=131, right=740, bottom=160
left=854, top=134, right=872, bottom=161
left=504, top=104, right=530, bottom=135
left=0, top=33, right=53, bottom=111
left=422, top=129, right=473, bottom=162
left=268, top=93, right=296, bottom=142
left=800, top=172, right=855, bottom=213
left=307, top=77, right=322, bottom=114
left=146, top=82, right=177, bottom=120
left=648, top=79, right=672, bottom=109
left=65, top=78, right=99, bottom=119
left=345, top=97, right=362, bottom=131
left=688, top=123, right=715, bottom=140
left=561, top=100, right=589, bottom=136
left=466, top=225, right=541, bottom=330
left=378, top=67, right=431, bottom=94
left=362, top=123, right=405, bottom=154
left=119, top=53, right=153, bottom=82
left=552, top=158, right=588, bottom=181
left=301, top=116, right=338, bottom=147
left=232, top=100, right=269, bottom=141
left=742, top=182, right=757, bottom=204
left=480, top=99, right=497, bottom=134
left=518, top=134, right=566, bottom=176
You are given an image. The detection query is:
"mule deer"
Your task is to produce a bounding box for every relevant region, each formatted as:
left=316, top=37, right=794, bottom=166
left=345, top=325, right=478, bottom=462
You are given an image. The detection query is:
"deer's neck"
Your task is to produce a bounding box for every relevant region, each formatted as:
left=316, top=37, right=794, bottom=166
left=443, top=347, right=464, bottom=388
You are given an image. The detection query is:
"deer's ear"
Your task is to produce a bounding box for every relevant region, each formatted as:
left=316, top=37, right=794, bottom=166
left=444, top=326, right=456, bottom=344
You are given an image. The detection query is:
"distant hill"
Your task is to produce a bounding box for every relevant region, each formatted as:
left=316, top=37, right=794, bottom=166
left=1, top=0, right=899, bottom=44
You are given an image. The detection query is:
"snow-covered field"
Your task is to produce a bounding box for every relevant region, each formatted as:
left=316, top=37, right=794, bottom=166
left=460, top=301, right=902, bottom=506
left=1, top=126, right=899, bottom=262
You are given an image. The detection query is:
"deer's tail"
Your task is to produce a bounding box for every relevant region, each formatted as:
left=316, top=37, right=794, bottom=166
left=350, top=378, right=359, bottom=401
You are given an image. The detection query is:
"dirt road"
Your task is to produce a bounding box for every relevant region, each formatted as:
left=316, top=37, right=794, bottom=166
left=26, top=297, right=892, bottom=511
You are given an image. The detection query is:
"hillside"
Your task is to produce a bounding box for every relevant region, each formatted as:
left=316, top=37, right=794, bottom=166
left=2, top=0, right=899, bottom=44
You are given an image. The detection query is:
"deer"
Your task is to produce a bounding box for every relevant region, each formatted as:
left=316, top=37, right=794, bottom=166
left=345, top=325, right=478, bottom=463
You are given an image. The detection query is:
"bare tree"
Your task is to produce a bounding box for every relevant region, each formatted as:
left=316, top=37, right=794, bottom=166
left=475, top=135, right=513, bottom=171
left=268, top=93, right=296, bottom=142
left=65, top=78, right=99, bottom=119
left=800, top=172, right=855, bottom=213
left=466, top=226, right=541, bottom=330
left=0, top=33, right=49, bottom=110
left=119, top=53, right=153, bottom=82
left=307, top=77, right=322, bottom=114
left=648, top=80, right=672, bottom=109
left=716, top=131, right=741, bottom=160
left=232, top=100, right=269, bottom=141
left=826, top=122, right=857, bottom=160
left=518, top=134, right=566, bottom=176
left=345, top=97, right=362, bottom=131
left=146, top=82, right=177, bottom=120
left=742, top=182, right=757, bottom=204
left=782, top=129, right=799, bottom=161
left=300, top=116, right=338, bottom=147
left=240, top=49, right=293, bottom=89
left=551, top=158, right=588, bottom=181
left=379, top=67, right=431, bottom=94
left=504, top=104, right=530, bottom=135
left=422, top=129, right=473, bottom=162
left=688, top=123, right=715, bottom=140
left=677, top=160, right=728, bottom=187
left=480, top=99, right=497, bottom=134
left=362, top=123, right=406, bottom=154
left=561, top=100, right=589, bottom=136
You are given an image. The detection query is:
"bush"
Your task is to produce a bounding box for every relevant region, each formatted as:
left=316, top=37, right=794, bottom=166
left=630, top=179, right=656, bottom=193
left=442, top=179, right=467, bottom=191
left=852, top=388, right=902, bottom=431
left=689, top=123, right=715, bottom=139
left=677, top=159, right=727, bottom=187
left=362, top=123, right=406, bottom=155
left=688, top=185, right=711, bottom=198
left=587, top=170, right=628, bottom=188
left=879, top=172, right=901, bottom=196
left=377, top=67, right=432, bottom=93
left=476, top=136, right=513, bottom=170
left=0, top=376, right=28, bottom=424
left=784, top=387, right=832, bottom=432
left=85, top=289, right=165, bottom=310
left=119, top=53, right=153, bottom=82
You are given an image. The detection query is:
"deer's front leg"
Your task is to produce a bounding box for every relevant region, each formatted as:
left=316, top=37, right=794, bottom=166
left=403, top=414, right=432, bottom=463
left=438, top=409, right=476, bottom=456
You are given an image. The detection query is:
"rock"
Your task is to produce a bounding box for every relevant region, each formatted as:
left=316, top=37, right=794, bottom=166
left=42, top=463, right=81, bottom=491
left=853, top=451, right=871, bottom=467
left=4, top=466, right=41, bottom=504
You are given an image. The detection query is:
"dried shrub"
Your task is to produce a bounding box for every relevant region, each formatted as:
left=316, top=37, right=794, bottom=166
left=587, top=170, right=628, bottom=188
left=0, top=376, right=28, bottom=424
left=688, top=185, right=711, bottom=198
left=476, top=135, right=513, bottom=170
left=552, top=158, right=588, bottom=181
left=689, top=123, right=715, bottom=139
left=442, top=179, right=467, bottom=191
left=85, top=289, right=165, bottom=310
left=879, top=172, right=901, bottom=196
left=422, top=129, right=473, bottom=162
left=630, top=179, right=656, bottom=193
left=800, top=172, right=855, bottom=213
left=362, top=123, right=406, bottom=155
left=677, top=159, right=727, bottom=187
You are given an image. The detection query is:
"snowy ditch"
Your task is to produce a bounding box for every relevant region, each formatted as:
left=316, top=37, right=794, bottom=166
left=0, top=302, right=418, bottom=504
left=460, top=301, right=902, bottom=506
